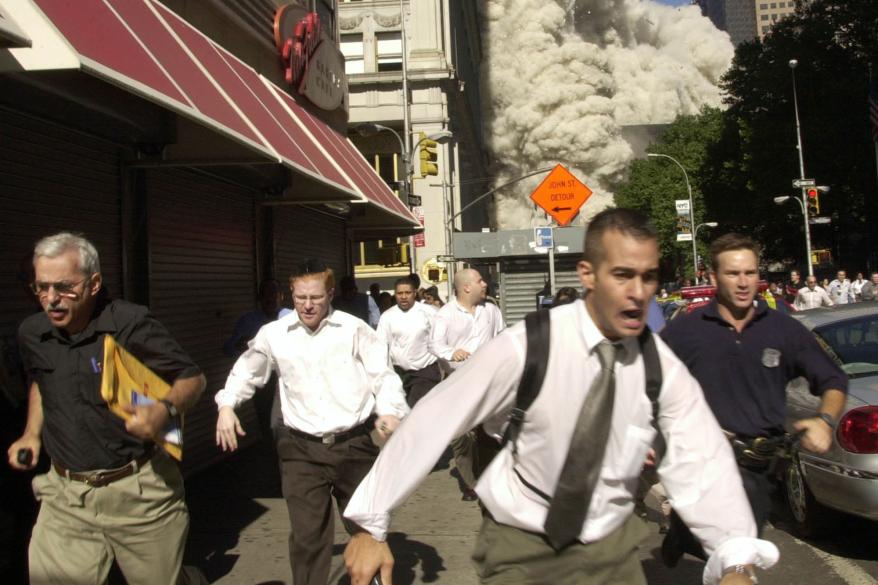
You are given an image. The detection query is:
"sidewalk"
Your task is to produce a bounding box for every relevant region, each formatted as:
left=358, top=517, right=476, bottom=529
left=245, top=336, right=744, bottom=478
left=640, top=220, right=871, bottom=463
left=183, top=438, right=483, bottom=585
left=182, top=437, right=704, bottom=585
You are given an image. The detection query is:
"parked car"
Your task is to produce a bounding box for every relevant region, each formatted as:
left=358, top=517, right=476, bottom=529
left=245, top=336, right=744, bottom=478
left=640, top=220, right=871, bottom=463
left=783, top=302, right=878, bottom=536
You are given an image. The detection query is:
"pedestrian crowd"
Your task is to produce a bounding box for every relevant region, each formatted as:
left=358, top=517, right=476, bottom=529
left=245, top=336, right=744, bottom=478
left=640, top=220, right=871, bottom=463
left=5, top=211, right=853, bottom=585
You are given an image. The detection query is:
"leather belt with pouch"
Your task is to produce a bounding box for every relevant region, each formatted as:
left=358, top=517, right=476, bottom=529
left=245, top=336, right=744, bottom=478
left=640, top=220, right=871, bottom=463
left=724, top=431, right=794, bottom=471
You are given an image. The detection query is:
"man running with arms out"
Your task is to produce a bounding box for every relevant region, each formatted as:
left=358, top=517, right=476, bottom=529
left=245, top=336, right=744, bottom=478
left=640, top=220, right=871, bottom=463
left=343, top=209, right=778, bottom=585
left=377, top=276, right=441, bottom=407
left=214, top=259, right=408, bottom=585
left=660, top=233, right=846, bottom=566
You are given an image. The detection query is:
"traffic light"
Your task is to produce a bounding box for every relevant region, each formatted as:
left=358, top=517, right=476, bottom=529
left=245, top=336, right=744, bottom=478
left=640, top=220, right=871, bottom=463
left=806, top=187, right=820, bottom=215
left=418, top=132, right=439, bottom=176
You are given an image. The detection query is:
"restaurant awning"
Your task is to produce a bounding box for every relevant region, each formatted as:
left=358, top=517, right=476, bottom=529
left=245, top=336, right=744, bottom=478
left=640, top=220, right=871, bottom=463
left=0, top=0, right=419, bottom=232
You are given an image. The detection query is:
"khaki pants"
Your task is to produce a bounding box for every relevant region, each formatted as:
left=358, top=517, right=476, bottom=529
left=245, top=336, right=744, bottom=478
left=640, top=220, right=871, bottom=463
left=472, top=513, right=648, bottom=585
left=29, top=453, right=191, bottom=585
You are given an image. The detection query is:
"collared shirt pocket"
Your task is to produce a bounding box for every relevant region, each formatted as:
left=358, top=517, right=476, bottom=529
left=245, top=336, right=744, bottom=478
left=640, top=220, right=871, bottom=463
left=603, top=424, right=657, bottom=481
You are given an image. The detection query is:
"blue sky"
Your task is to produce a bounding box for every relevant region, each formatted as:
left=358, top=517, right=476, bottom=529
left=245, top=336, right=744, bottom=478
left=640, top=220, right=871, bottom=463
left=655, top=0, right=692, bottom=6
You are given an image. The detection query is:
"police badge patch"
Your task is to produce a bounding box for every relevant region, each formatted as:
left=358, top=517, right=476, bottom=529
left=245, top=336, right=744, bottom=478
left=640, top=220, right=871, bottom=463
left=762, top=348, right=781, bottom=368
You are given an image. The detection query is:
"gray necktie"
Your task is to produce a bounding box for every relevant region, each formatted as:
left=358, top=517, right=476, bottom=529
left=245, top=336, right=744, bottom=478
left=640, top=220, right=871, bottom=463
left=544, top=340, right=617, bottom=550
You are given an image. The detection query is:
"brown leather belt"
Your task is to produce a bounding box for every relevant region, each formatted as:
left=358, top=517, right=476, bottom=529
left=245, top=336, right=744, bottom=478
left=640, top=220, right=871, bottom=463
left=53, top=450, right=155, bottom=487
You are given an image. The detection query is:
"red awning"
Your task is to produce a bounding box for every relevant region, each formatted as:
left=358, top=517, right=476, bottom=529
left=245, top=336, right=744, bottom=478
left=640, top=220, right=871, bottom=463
left=23, top=0, right=418, bottom=228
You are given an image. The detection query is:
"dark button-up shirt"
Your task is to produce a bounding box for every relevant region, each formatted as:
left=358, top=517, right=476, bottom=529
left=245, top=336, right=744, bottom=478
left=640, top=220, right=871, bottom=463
left=660, top=299, right=847, bottom=437
left=18, top=295, right=201, bottom=471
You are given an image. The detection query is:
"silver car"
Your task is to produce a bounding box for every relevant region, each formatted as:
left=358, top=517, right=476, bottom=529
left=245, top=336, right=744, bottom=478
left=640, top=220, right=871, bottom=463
left=784, top=303, right=878, bottom=536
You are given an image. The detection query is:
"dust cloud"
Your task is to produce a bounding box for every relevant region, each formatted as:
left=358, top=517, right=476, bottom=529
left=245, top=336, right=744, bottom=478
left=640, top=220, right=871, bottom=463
left=480, top=0, right=733, bottom=229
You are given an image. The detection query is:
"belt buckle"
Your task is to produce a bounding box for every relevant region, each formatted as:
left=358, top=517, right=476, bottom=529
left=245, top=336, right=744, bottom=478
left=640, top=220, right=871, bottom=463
left=85, top=472, right=105, bottom=486
left=322, top=433, right=336, bottom=446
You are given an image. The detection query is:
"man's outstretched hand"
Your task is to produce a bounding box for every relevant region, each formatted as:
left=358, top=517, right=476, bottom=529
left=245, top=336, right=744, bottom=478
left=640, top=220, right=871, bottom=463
left=345, top=532, right=394, bottom=585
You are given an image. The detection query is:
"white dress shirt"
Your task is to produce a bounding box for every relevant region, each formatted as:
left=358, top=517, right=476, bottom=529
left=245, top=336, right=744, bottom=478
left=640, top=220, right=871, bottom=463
left=376, top=302, right=438, bottom=371
left=215, top=309, right=409, bottom=436
left=828, top=278, right=851, bottom=304
left=344, top=301, right=777, bottom=584
left=429, top=299, right=505, bottom=370
left=794, top=286, right=834, bottom=310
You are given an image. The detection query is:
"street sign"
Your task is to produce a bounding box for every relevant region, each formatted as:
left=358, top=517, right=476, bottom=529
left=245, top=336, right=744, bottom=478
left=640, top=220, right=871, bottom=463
left=809, top=217, right=831, bottom=225
left=675, top=199, right=692, bottom=242
left=407, top=195, right=422, bottom=207
left=436, top=254, right=455, bottom=263
left=534, top=226, right=553, bottom=248
left=792, top=178, right=816, bottom=188
left=529, top=164, right=593, bottom=226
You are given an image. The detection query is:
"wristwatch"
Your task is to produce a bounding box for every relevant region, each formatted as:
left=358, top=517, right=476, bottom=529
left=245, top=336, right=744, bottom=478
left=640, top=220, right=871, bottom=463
left=160, top=399, right=179, bottom=418
left=722, top=564, right=758, bottom=583
left=816, top=412, right=836, bottom=429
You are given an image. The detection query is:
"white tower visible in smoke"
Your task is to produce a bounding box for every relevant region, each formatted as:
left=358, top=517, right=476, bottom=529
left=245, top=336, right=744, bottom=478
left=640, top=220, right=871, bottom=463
left=480, top=0, right=734, bottom=229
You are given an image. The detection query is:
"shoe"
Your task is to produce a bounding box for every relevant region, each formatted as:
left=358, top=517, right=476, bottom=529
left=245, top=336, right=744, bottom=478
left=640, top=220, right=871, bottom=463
left=661, top=525, right=683, bottom=568
left=461, top=489, right=478, bottom=502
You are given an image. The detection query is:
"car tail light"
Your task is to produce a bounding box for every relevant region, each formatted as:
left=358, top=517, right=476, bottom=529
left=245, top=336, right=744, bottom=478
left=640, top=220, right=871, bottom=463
left=837, top=406, right=878, bottom=454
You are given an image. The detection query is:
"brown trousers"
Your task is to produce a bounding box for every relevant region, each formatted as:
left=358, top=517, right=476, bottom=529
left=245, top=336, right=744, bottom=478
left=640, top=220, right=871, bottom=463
left=276, top=429, right=379, bottom=585
left=472, top=513, right=649, bottom=585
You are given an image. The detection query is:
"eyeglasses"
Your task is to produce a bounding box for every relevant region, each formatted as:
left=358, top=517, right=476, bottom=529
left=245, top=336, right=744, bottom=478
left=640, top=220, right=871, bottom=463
left=31, top=276, right=91, bottom=298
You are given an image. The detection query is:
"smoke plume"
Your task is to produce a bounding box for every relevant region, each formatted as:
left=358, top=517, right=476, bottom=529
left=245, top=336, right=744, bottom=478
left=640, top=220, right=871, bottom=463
left=480, top=0, right=734, bottom=229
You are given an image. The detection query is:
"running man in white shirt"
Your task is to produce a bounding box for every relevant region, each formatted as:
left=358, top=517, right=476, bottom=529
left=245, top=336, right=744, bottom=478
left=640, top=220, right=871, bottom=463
left=794, top=275, right=834, bottom=310
left=377, top=276, right=441, bottom=407
left=343, top=209, right=777, bottom=585
left=214, top=259, right=409, bottom=585
left=430, top=268, right=504, bottom=500
left=429, top=268, right=504, bottom=370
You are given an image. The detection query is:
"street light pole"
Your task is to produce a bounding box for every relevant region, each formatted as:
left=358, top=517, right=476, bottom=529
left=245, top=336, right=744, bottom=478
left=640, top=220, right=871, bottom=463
left=790, top=59, right=814, bottom=277
left=694, top=221, right=718, bottom=243
left=647, top=153, right=697, bottom=277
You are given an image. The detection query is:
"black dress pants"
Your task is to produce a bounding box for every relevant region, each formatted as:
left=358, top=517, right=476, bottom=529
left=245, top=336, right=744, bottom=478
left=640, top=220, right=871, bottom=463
left=275, top=428, right=379, bottom=585
left=395, top=362, right=442, bottom=407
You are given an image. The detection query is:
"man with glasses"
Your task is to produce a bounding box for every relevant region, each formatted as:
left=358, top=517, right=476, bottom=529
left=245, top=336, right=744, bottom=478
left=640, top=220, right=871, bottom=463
left=214, top=258, right=408, bottom=585
left=7, top=232, right=207, bottom=585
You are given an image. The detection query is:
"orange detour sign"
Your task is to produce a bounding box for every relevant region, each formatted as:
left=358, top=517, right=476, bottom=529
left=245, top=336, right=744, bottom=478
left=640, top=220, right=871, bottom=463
left=529, top=164, right=593, bottom=226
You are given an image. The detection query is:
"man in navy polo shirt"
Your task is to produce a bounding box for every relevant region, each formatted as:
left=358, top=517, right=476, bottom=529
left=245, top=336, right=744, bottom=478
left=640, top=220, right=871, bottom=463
left=659, top=233, right=847, bottom=567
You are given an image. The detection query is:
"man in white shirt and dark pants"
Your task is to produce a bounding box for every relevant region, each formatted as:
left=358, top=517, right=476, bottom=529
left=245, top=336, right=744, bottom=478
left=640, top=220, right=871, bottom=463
left=343, top=209, right=777, bottom=585
left=794, top=275, right=834, bottom=310
left=430, top=268, right=504, bottom=499
left=214, top=259, right=409, bottom=585
left=377, top=276, right=441, bottom=407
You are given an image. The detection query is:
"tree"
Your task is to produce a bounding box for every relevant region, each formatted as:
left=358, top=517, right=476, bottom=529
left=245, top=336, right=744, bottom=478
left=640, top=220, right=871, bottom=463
left=717, top=0, right=878, bottom=271
left=616, top=107, right=726, bottom=281
left=617, top=0, right=878, bottom=276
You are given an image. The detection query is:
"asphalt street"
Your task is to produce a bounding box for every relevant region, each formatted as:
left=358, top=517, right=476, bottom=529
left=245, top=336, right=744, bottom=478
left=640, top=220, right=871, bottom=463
left=184, top=438, right=878, bottom=585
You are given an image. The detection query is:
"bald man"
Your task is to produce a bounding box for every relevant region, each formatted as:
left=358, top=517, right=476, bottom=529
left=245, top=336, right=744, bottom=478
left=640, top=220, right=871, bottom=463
left=429, top=268, right=504, bottom=499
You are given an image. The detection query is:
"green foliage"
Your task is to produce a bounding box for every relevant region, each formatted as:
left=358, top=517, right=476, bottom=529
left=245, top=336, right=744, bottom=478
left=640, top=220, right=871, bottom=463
left=616, top=0, right=878, bottom=277
left=616, top=107, right=725, bottom=279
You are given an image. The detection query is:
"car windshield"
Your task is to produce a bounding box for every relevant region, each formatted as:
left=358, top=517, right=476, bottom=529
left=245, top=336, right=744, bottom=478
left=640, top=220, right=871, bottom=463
left=813, top=315, right=878, bottom=378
